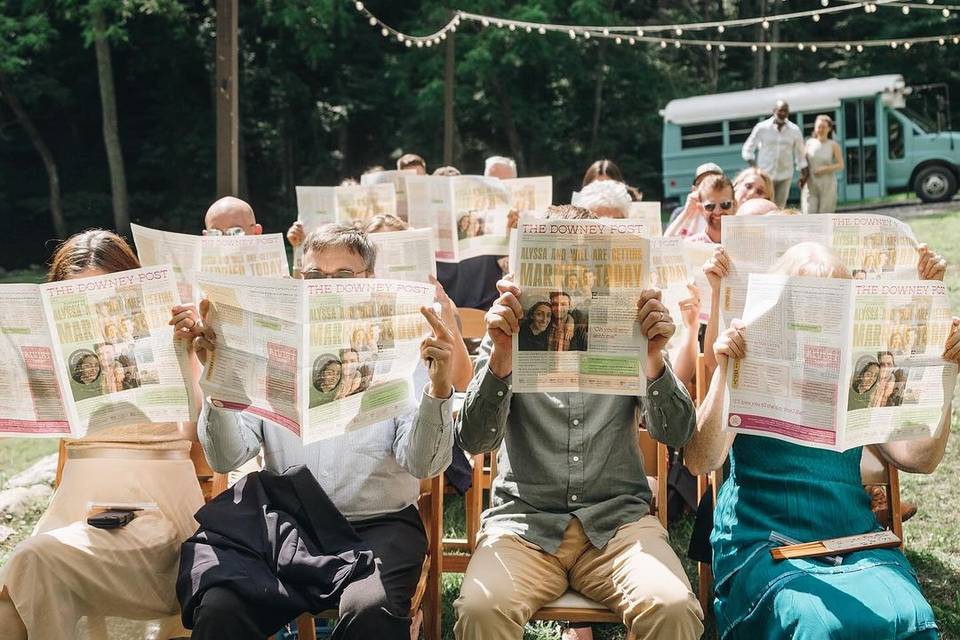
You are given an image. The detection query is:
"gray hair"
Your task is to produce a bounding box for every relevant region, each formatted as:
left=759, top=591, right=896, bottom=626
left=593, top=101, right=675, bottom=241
left=484, top=156, right=517, bottom=178
left=303, top=223, right=378, bottom=273
left=571, top=180, right=632, bottom=216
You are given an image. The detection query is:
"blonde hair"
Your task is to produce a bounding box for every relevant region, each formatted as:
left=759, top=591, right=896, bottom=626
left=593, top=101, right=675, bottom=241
left=733, top=167, right=774, bottom=201
left=364, top=214, right=409, bottom=233
left=769, top=242, right=850, bottom=279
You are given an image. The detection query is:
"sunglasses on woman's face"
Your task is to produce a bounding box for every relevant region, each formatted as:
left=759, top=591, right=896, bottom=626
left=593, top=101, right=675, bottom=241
left=703, top=201, right=734, bottom=212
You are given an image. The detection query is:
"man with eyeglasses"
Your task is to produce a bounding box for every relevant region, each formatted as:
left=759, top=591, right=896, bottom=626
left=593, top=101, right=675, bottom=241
left=685, top=174, right=738, bottom=245
left=187, top=223, right=456, bottom=640
left=202, top=196, right=262, bottom=236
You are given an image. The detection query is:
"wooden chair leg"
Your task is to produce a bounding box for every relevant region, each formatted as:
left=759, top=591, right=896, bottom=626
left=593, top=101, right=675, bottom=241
left=657, top=443, right=669, bottom=529
left=466, top=454, right=484, bottom=550
left=888, top=465, right=904, bottom=545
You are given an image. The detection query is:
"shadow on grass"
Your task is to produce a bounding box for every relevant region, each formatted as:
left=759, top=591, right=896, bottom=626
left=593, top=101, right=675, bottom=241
left=905, top=548, right=960, bottom=639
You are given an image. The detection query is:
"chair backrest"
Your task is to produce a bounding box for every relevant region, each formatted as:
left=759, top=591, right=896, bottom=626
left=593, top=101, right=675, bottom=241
left=458, top=308, right=487, bottom=341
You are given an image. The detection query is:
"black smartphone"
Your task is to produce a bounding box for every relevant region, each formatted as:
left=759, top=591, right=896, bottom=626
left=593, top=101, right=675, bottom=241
left=87, top=509, right=137, bottom=530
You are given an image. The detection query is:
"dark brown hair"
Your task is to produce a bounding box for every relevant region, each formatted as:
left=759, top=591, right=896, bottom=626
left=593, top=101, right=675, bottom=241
left=397, top=153, right=426, bottom=171
left=582, top=159, right=625, bottom=188
left=47, top=229, right=141, bottom=283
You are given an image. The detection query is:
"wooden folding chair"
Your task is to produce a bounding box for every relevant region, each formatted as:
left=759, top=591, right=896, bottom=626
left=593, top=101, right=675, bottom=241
left=457, top=307, right=487, bottom=341
left=284, top=475, right=444, bottom=640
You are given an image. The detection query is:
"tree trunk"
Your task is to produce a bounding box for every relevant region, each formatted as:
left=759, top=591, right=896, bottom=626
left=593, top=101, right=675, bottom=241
left=768, top=20, right=780, bottom=86
left=0, top=73, right=67, bottom=238
left=490, top=76, right=525, bottom=175
left=588, top=42, right=607, bottom=158
left=91, top=6, right=130, bottom=234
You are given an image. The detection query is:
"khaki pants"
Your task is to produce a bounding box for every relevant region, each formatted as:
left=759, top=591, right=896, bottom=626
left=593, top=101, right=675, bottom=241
left=773, top=178, right=792, bottom=208
left=454, top=516, right=703, bottom=640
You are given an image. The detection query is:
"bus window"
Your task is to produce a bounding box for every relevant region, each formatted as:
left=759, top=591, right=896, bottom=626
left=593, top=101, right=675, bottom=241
left=863, top=103, right=876, bottom=138
left=888, top=117, right=905, bottom=159
left=680, top=122, right=724, bottom=149
left=801, top=114, right=816, bottom=139
left=728, top=118, right=759, bottom=144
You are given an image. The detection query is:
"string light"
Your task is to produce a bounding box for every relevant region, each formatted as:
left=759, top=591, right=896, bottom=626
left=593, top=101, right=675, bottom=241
left=352, top=3, right=960, bottom=53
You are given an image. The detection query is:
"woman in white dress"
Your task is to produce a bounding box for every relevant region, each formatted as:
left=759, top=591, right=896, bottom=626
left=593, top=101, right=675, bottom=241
left=802, top=114, right=845, bottom=213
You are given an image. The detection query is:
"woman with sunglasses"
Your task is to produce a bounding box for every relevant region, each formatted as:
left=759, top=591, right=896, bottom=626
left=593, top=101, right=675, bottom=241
left=685, top=174, right=739, bottom=244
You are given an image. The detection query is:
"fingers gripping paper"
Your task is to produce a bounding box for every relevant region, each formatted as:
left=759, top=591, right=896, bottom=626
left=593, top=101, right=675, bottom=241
left=197, top=274, right=435, bottom=444
left=512, top=216, right=651, bottom=395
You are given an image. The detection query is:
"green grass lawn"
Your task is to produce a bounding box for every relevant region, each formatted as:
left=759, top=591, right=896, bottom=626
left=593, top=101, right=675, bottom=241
left=1, top=212, right=959, bottom=638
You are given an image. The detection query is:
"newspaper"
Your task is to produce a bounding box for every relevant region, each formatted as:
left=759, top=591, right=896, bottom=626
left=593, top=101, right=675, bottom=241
left=407, top=175, right=552, bottom=262
left=627, top=202, right=663, bottom=236
left=197, top=274, right=434, bottom=444
left=0, top=266, right=192, bottom=438
left=512, top=216, right=651, bottom=395
left=682, top=240, right=716, bottom=323
left=131, top=224, right=289, bottom=303
left=724, top=274, right=956, bottom=451
left=719, top=214, right=919, bottom=326
left=294, top=184, right=398, bottom=269
left=361, top=169, right=416, bottom=221
left=651, top=237, right=694, bottom=358
left=369, top=228, right=437, bottom=282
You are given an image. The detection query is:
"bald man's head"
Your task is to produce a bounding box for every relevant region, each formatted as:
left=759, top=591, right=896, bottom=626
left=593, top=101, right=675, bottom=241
left=203, top=197, right=261, bottom=236
left=737, top=198, right=779, bottom=216
left=773, top=100, right=790, bottom=123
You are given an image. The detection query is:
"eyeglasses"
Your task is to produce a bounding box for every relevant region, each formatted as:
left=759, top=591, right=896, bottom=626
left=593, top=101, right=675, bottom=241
left=703, top=201, right=734, bottom=212
left=301, top=268, right=367, bottom=280
left=203, top=226, right=249, bottom=236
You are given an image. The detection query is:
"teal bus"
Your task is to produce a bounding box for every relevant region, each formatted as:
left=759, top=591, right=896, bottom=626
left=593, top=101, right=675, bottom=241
left=660, top=75, right=960, bottom=205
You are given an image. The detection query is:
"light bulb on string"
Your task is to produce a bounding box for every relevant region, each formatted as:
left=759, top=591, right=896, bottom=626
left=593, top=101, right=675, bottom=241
left=569, top=29, right=576, bottom=39
left=891, top=41, right=898, bottom=48
left=810, top=44, right=818, bottom=51
left=943, top=9, right=951, bottom=17
left=354, top=1, right=364, bottom=11
left=481, top=18, right=489, bottom=27
left=628, top=37, right=636, bottom=45
left=719, top=43, right=726, bottom=51
left=717, top=25, right=725, bottom=33
left=405, top=39, right=412, bottom=47
left=902, top=6, right=910, bottom=15
left=765, top=44, right=772, bottom=52
left=845, top=43, right=852, bottom=51
left=538, top=27, right=546, bottom=34
left=821, top=0, right=829, bottom=5
left=674, top=40, right=681, bottom=48
left=660, top=40, right=667, bottom=48
left=368, top=16, right=376, bottom=26
left=603, top=28, right=610, bottom=36
left=416, top=40, right=424, bottom=47
left=939, top=37, right=946, bottom=45
left=381, top=27, right=389, bottom=37
left=904, top=42, right=911, bottom=49
left=798, top=42, right=805, bottom=50
left=396, top=33, right=404, bottom=42
left=813, top=14, right=821, bottom=22
left=525, top=26, right=532, bottom=33
left=762, top=20, right=770, bottom=29
left=675, top=28, right=683, bottom=36
left=615, top=36, right=623, bottom=44
left=706, top=43, right=713, bottom=51
left=857, top=44, right=864, bottom=51
left=751, top=44, right=758, bottom=51
left=954, top=36, right=960, bottom=44
left=508, top=23, right=516, bottom=31
left=637, top=29, right=644, bottom=37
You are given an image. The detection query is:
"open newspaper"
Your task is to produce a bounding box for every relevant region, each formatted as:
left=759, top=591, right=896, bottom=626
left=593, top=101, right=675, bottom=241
left=294, top=184, right=398, bottom=269
left=369, top=228, right=437, bottom=282
left=0, top=266, right=192, bottom=438
left=627, top=202, right=663, bottom=236
left=512, top=216, right=651, bottom=395
left=361, top=169, right=416, bottom=221
left=651, top=237, right=696, bottom=359
left=719, top=214, right=919, bottom=327
left=724, top=274, right=956, bottom=451
left=197, top=274, right=433, bottom=444
left=407, top=175, right=552, bottom=262
left=682, top=240, right=715, bottom=324
left=131, top=224, right=289, bottom=303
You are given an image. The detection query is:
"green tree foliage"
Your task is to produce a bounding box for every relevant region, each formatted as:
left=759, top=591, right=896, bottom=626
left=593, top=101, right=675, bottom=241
left=0, top=0, right=958, bottom=268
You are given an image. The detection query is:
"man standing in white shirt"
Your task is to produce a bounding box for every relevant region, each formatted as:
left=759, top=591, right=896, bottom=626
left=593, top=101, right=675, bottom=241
left=741, top=100, right=808, bottom=208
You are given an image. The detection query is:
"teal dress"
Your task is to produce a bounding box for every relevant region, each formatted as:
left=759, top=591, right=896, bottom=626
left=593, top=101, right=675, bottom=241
left=712, top=435, right=938, bottom=639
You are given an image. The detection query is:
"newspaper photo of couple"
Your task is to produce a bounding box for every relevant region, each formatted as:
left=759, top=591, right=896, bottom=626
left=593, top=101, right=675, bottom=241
left=517, top=292, right=589, bottom=352
left=847, top=351, right=916, bottom=411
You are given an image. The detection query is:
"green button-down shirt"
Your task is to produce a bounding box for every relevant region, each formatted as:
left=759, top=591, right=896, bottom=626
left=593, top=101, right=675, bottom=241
left=456, top=337, right=696, bottom=554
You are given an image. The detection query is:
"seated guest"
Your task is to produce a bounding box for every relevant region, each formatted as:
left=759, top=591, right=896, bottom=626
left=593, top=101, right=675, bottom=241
left=581, top=158, right=643, bottom=201
left=732, top=166, right=774, bottom=206
left=452, top=205, right=704, bottom=638
left=572, top=179, right=632, bottom=219
left=686, top=241, right=955, bottom=640
left=666, top=162, right=724, bottom=233
left=0, top=230, right=204, bottom=640
left=484, top=155, right=517, bottom=180
left=187, top=224, right=454, bottom=639
left=397, top=153, right=427, bottom=175
left=204, top=196, right=262, bottom=236
left=433, top=165, right=462, bottom=176
left=685, top=174, right=738, bottom=244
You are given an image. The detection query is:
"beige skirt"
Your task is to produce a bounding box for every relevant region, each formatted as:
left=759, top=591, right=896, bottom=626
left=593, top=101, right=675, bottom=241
left=0, top=438, right=204, bottom=639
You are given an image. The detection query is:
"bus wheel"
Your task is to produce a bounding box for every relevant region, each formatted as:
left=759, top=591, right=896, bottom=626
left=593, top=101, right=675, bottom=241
left=914, top=164, right=957, bottom=202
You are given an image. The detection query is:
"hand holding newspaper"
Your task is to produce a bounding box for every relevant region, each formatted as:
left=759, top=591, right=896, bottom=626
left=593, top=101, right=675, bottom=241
left=197, top=274, right=434, bottom=444
left=0, top=266, right=192, bottom=438
left=723, top=274, right=957, bottom=451
left=511, top=216, right=653, bottom=395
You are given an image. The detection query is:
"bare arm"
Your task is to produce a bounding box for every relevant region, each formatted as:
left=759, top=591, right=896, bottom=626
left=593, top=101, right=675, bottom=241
left=702, top=245, right=730, bottom=378
left=672, top=284, right=701, bottom=393
left=874, top=328, right=957, bottom=474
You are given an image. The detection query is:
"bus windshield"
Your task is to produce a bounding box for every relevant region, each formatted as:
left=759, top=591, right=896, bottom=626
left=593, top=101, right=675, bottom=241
left=896, top=106, right=936, bottom=134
